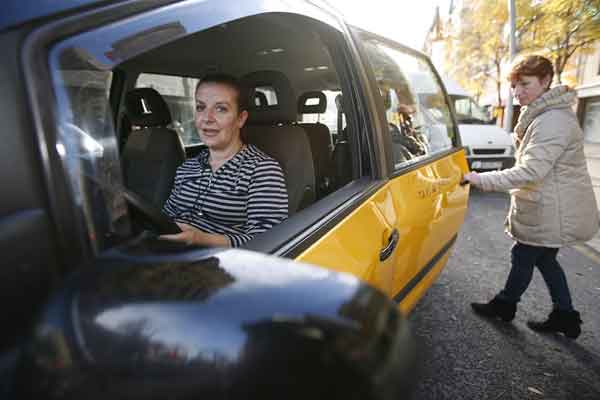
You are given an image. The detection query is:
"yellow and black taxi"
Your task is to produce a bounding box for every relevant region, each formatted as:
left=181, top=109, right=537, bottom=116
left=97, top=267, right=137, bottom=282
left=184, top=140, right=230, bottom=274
left=0, top=0, right=469, bottom=398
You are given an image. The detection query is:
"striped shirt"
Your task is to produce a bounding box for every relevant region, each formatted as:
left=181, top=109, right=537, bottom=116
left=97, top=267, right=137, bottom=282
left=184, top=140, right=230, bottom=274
left=163, top=144, right=288, bottom=247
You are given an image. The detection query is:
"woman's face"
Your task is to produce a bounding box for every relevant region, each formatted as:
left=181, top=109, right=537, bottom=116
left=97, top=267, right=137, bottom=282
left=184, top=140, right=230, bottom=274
left=511, top=75, right=551, bottom=106
left=195, top=82, right=248, bottom=151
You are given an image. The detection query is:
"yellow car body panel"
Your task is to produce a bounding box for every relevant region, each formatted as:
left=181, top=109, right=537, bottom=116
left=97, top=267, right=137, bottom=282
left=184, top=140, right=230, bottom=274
left=297, top=150, right=469, bottom=314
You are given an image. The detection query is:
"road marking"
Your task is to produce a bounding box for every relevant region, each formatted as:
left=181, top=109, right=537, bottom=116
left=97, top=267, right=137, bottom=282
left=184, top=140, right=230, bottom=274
left=573, top=244, right=600, bottom=264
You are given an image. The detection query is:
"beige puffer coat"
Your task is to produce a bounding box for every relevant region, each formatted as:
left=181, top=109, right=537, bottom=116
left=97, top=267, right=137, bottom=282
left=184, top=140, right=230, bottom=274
left=478, top=86, right=599, bottom=247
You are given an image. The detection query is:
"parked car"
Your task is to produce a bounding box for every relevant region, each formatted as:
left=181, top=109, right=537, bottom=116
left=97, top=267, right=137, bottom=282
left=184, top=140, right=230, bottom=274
left=0, top=1, right=469, bottom=398
left=441, top=76, right=515, bottom=171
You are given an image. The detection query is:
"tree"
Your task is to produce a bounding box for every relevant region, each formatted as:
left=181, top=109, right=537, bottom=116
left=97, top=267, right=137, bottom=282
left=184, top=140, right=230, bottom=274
left=440, top=0, right=600, bottom=102
left=443, top=0, right=533, bottom=105
left=443, top=1, right=504, bottom=103
left=520, top=0, right=600, bottom=83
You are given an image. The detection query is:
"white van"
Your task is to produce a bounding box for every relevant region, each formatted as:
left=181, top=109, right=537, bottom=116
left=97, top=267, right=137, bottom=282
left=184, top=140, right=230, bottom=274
left=442, top=77, right=515, bottom=171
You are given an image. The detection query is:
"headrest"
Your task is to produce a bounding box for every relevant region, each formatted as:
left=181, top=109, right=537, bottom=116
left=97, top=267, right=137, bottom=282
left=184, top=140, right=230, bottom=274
left=125, top=88, right=172, bottom=127
left=241, top=70, right=296, bottom=124
left=298, top=91, right=327, bottom=114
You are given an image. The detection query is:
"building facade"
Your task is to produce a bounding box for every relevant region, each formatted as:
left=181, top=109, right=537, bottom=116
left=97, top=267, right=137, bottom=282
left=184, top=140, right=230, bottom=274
left=576, top=41, right=600, bottom=143
left=575, top=41, right=600, bottom=211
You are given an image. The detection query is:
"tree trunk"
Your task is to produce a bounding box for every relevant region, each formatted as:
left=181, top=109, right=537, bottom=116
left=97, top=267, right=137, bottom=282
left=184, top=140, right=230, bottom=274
left=554, top=58, right=562, bottom=84
left=554, top=39, right=563, bottom=84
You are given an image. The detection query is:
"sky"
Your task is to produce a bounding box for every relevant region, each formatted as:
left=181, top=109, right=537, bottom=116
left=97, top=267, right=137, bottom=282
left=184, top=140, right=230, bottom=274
left=326, top=0, right=452, bottom=51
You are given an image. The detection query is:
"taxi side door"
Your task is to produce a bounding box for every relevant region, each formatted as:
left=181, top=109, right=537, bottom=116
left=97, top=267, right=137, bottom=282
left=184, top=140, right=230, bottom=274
left=296, top=26, right=469, bottom=311
left=355, top=31, right=470, bottom=314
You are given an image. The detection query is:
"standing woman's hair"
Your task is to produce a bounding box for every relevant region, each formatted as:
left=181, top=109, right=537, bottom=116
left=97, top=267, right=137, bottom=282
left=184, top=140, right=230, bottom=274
left=195, top=73, right=250, bottom=141
left=508, top=55, right=554, bottom=87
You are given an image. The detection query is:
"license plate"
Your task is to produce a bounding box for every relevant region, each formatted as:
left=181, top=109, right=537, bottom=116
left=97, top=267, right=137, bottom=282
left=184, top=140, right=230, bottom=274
left=472, top=161, right=502, bottom=169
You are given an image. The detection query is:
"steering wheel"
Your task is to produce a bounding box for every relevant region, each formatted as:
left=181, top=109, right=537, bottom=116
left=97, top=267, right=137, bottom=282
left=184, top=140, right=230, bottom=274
left=121, top=188, right=182, bottom=235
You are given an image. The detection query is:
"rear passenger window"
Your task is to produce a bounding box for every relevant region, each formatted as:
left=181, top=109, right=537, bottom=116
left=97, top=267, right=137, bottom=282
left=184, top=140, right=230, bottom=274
left=136, top=73, right=200, bottom=146
left=360, top=37, right=455, bottom=169
left=299, top=90, right=344, bottom=147
left=254, top=86, right=278, bottom=106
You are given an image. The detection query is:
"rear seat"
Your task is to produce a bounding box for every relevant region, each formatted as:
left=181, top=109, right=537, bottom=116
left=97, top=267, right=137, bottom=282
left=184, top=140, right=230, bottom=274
left=241, top=70, right=316, bottom=215
left=297, top=91, right=335, bottom=198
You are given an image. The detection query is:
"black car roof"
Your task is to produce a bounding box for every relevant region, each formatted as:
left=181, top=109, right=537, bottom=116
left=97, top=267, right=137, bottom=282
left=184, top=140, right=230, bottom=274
left=1, top=0, right=120, bottom=31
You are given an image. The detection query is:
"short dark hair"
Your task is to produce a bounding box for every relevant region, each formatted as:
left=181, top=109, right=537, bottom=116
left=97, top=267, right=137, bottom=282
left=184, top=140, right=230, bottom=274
left=195, top=73, right=249, bottom=113
left=508, top=55, right=554, bottom=84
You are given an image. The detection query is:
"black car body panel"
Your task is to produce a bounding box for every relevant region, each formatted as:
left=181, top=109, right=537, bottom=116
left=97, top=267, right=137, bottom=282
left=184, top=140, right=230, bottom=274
left=15, top=243, right=416, bottom=399
left=1, top=0, right=103, bottom=31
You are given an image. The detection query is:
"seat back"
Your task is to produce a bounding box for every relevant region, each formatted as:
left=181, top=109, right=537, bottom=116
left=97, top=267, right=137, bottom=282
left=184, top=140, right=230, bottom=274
left=241, top=71, right=315, bottom=214
left=122, top=88, right=185, bottom=208
left=297, top=91, right=334, bottom=197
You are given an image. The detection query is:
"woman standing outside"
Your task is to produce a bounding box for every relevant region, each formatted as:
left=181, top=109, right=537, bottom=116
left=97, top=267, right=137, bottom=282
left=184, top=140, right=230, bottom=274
left=464, top=55, right=598, bottom=339
left=162, top=74, right=288, bottom=247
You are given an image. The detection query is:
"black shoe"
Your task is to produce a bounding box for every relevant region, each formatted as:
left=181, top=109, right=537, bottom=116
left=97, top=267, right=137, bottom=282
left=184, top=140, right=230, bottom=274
left=471, top=298, right=516, bottom=322
left=527, top=310, right=582, bottom=339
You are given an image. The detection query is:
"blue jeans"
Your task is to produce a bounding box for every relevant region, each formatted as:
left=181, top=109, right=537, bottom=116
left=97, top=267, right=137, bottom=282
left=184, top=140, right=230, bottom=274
left=496, top=242, right=574, bottom=311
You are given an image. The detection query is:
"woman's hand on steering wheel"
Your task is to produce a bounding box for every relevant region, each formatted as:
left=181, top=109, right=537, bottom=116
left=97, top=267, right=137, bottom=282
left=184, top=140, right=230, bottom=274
left=160, top=223, right=231, bottom=247
left=121, top=188, right=181, bottom=235
left=160, top=223, right=201, bottom=245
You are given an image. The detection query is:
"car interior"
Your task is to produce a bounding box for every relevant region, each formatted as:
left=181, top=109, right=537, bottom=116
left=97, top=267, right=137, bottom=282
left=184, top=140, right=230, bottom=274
left=55, top=6, right=460, bottom=256
left=92, top=13, right=364, bottom=242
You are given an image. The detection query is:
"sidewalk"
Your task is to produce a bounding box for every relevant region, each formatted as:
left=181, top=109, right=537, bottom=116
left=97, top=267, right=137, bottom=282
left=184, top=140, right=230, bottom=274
left=583, top=143, right=600, bottom=255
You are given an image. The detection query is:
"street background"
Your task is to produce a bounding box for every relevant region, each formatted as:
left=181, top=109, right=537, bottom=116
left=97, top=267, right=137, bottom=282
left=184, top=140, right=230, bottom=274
left=328, top=0, right=600, bottom=210
left=409, top=189, right=600, bottom=400
left=585, top=143, right=600, bottom=252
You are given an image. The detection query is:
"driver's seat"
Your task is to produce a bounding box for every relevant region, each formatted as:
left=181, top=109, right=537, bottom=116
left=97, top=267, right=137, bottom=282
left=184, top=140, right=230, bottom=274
left=122, top=88, right=185, bottom=208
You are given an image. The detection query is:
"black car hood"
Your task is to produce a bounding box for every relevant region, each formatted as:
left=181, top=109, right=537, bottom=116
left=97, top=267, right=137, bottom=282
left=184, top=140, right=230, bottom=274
left=17, top=244, right=417, bottom=399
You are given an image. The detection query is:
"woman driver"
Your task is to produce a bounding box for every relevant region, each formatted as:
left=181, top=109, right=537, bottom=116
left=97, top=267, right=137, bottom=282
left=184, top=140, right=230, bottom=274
left=161, top=73, right=288, bottom=247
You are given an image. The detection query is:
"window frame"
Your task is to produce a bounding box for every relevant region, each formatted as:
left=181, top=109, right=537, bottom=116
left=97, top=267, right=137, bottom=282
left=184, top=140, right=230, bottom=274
left=23, top=0, right=393, bottom=261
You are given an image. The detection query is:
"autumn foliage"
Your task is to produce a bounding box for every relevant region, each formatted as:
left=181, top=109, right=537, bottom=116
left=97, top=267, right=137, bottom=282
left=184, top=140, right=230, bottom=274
left=442, top=0, right=600, bottom=104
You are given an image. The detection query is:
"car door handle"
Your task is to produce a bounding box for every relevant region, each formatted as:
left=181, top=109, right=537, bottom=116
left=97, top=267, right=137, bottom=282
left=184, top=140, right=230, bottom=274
left=380, top=228, right=400, bottom=261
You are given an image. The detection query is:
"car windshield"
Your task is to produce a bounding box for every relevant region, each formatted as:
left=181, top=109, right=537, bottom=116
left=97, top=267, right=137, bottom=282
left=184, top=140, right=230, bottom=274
left=451, top=95, right=493, bottom=125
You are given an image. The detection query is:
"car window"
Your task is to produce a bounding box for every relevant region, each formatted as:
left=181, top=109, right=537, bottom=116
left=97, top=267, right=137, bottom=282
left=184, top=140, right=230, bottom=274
left=300, top=89, right=345, bottom=147
left=583, top=99, right=600, bottom=143
left=360, top=37, right=455, bottom=169
left=452, top=95, right=493, bottom=124
left=136, top=73, right=200, bottom=146
left=48, top=5, right=366, bottom=253
left=255, top=86, right=278, bottom=106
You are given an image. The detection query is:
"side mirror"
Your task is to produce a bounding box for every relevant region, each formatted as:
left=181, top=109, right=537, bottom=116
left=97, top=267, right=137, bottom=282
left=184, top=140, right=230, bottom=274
left=16, top=248, right=418, bottom=399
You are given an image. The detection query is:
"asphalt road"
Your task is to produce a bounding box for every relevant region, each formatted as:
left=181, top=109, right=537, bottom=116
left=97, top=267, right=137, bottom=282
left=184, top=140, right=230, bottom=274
left=409, top=189, right=600, bottom=400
